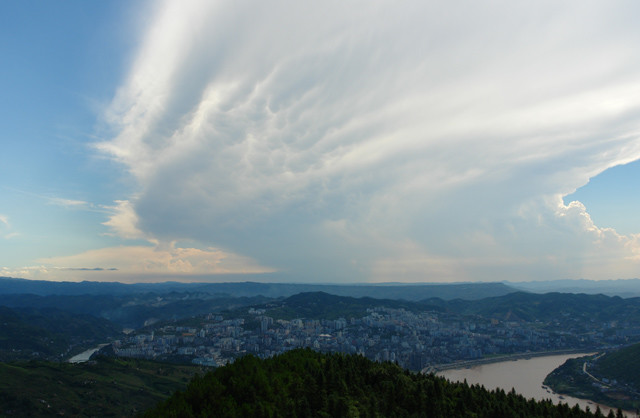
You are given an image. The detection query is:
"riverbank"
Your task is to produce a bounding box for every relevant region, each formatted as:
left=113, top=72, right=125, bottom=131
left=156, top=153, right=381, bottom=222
left=544, top=354, right=640, bottom=413
left=423, top=348, right=594, bottom=373
left=438, top=353, right=634, bottom=417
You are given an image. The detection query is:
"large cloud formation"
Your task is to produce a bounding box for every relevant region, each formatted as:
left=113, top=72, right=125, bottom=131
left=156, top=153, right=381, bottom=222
left=97, top=0, right=640, bottom=282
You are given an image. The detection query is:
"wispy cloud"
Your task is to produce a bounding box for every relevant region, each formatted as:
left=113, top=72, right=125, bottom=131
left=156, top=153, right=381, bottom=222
left=0, top=214, right=17, bottom=240
left=97, top=1, right=640, bottom=282
left=48, top=197, right=90, bottom=208
left=3, top=186, right=98, bottom=211
left=63, top=267, right=119, bottom=271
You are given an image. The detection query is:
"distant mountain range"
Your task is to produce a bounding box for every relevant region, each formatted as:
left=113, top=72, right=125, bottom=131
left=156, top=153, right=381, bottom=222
left=509, top=278, right=640, bottom=298
left=250, top=291, right=640, bottom=324
left=3, top=276, right=640, bottom=330
left=0, top=276, right=515, bottom=300
left=0, top=292, right=270, bottom=329
left=0, top=278, right=518, bottom=329
left=4, top=276, right=640, bottom=329
left=4, top=276, right=640, bottom=300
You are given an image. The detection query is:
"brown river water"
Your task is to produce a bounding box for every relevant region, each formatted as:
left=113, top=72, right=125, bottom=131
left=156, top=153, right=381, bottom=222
left=438, top=353, right=635, bottom=417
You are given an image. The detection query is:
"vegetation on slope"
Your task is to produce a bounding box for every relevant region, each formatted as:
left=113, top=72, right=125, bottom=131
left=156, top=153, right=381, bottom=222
left=444, top=292, right=640, bottom=323
left=235, top=291, right=640, bottom=326
left=544, top=357, right=601, bottom=403
left=544, top=346, right=640, bottom=412
left=0, top=293, right=270, bottom=328
left=0, top=306, right=120, bottom=361
left=2, top=288, right=639, bottom=331
left=257, top=291, right=442, bottom=320
left=145, top=349, right=617, bottom=417
left=592, top=342, right=640, bottom=390
left=0, top=356, right=202, bottom=417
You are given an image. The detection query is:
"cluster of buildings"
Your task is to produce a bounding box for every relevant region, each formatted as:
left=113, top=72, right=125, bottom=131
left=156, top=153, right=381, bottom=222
left=111, top=304, right=640, bottom=370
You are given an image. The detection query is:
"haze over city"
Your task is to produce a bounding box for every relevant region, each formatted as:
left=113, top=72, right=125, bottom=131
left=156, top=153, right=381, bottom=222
left=2, top=0, right=640, bottom=283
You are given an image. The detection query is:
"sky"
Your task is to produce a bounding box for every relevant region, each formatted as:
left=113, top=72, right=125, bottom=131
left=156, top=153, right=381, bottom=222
left=2, top=0, right=640, bottom=284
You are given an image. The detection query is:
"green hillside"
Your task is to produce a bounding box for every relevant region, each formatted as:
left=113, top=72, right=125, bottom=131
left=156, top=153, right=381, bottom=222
left=0, top=356, right=202, bottom=417
left=544, top=344, right=640, bottom=412
left=0, top=306, right=120, bottom=361
left=257, top=291, right=442, bottom=320
left=145, top=349, right=616, bottom=417
left=0, top=293, right=271, bottom=328
left=592, top=342, right=640, bottom=389
left=447, top=292, right=640, bottom=323
left=241, top=291, right=640, bottom=325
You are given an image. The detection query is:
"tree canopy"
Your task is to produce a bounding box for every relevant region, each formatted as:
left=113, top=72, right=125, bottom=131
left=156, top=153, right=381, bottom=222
left=145, top=348, right=616, bottom=417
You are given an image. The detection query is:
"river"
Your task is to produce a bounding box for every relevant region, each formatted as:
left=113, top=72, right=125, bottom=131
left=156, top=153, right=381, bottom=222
left=68, top=344, right=108, bottom=363
left=438, top=353, right=634, bottom=417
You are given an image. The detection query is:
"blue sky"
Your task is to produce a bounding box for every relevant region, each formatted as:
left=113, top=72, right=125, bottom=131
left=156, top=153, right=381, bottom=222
left=565, top=160, right=640, bottom=235
left=0, top=1, right=132, bottom=264
left=2, top=0, right=640, bottom=283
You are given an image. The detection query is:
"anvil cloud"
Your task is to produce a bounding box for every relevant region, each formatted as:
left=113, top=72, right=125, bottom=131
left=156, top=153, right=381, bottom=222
left=89, top=0, right=640, bottom=282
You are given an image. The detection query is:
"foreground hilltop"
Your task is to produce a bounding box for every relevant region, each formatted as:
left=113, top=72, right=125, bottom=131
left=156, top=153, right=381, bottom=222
left=145, top=349, right=620, bottom=417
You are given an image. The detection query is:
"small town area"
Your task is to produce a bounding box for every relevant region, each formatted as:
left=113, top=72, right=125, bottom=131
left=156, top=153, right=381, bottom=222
left=111, top=303, right=640, bottom=371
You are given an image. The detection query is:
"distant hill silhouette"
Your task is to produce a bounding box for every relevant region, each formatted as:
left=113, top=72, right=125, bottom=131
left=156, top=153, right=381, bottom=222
left=0, top=276, right=516, bottom=300
left=510, top=278, right=640, bottom=298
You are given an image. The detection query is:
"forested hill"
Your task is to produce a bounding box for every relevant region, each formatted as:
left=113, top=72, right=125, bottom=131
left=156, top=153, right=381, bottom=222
left=544, top=344, right=640, bottom=412
left=258, top=291, right=444, bottom=320
left=592, top=342, right=640, bottom=390
left=242, top=291, right=640, bottom=324
left=430, top=292, right=640, bottom=323
left=144, top=349, right=614, bottom=417
left=0, top=306, right=120, bottom=361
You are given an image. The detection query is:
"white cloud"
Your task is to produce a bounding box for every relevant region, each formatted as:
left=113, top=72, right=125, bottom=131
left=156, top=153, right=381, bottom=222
left=1, top=266, right=50, bottom=280
left=102, top=200, right=147, bottom=240
left=97, top=0, right=640, bottom=282
left=1, top=242, right=275, bottom=282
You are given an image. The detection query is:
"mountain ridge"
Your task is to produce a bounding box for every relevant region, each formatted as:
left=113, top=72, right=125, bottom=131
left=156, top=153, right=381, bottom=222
left=0, top=277, right=516, bottom=300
